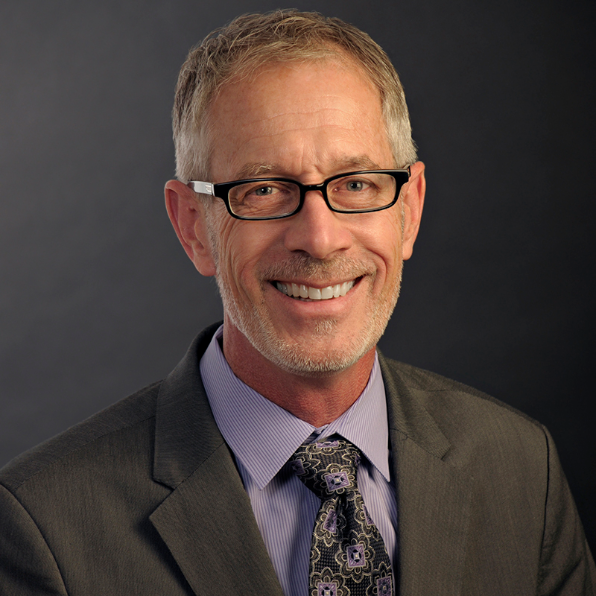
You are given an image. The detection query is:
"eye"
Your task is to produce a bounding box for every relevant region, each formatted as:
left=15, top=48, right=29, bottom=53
left=252, top=185, right=277, bottom=196
left=346, top=180, right=365, bottom=192
left=230, top=180, right=297, bottom=207
left=332, top=176, right=373, bottom=193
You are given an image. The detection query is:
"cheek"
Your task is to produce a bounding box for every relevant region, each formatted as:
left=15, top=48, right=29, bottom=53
left=216, top=219, right=280, bottom=290
left=356, top=212, right=403, bottom=279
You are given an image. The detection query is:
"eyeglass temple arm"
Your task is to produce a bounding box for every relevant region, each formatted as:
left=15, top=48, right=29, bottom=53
left=189, top=181, right=215, bottom=196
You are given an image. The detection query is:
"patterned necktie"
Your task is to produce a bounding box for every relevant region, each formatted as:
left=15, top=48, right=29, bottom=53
left=290, top=437, right=394, bottom=596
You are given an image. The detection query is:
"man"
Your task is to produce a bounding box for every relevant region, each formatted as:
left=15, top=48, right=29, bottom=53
left=0, top=9, right=593, bottom=596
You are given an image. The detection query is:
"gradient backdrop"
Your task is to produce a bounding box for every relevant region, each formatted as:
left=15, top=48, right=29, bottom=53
left=1, top=0, right=594, bottom=549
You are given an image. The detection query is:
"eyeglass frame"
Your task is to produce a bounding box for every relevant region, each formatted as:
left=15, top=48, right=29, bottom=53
left=188, top=168, right=411, bottom=221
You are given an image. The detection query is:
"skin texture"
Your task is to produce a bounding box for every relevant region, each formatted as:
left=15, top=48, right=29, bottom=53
left=166, top=58, right=425, bottom=426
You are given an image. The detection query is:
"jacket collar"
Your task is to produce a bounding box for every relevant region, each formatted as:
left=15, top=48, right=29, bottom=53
left=152, top=323, right=224, bottom=489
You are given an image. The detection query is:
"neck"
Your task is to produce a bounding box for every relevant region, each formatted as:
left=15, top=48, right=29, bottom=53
left=222, top=322, right=376, bottom=428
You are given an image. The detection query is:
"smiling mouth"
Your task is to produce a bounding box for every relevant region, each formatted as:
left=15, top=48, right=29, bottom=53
left=274, top=280, right=356, bottom=301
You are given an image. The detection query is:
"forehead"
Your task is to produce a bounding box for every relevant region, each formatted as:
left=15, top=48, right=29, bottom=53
left=207, top=57, right=393, bottom=181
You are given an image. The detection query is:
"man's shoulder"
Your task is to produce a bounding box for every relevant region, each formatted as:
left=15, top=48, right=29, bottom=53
left=0, top=324, right=221, bottom=498
left=384, top=356, right=537, bottom=418
left=0, top=380, right=162, bottom=494
left=379, top=355, right=548, bottom=459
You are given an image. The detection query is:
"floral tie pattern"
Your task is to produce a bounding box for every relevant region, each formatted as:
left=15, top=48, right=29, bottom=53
left=291, top=438, right=393, bottom=596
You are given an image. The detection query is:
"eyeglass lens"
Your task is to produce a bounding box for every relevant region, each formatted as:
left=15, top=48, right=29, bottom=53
left=228, top=172, right=398, bottom=218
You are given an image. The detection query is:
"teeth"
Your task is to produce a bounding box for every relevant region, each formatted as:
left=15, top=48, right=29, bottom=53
left=275, top=280, right=355, bottom=300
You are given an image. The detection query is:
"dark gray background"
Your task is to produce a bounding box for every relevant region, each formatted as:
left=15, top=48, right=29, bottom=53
left=1, top=0, right=594, bottom=550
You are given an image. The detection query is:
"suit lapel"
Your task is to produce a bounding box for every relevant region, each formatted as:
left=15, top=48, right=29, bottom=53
left=149, top=442, right=283, bottom=595
left=149, top=325, right=284, bottom=596
left=380, top=355, right=471, bottom=596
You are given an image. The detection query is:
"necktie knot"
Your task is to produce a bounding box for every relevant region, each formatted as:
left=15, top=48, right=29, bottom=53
left=291, top=438, right=362, bottom=500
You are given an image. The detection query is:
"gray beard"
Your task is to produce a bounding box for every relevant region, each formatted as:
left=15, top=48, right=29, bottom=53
left=214, top=253, right=402, bottom=376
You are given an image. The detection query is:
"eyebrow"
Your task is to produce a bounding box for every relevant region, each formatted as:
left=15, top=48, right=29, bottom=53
left=233, top=156, right=384, bottom=181
left=329, top=156, right=383, bottom=171
left=234, top=163, right=279, bottom=179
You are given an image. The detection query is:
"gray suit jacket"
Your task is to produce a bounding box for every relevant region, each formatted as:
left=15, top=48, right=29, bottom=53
left=0, top=323, right=594, bottom=595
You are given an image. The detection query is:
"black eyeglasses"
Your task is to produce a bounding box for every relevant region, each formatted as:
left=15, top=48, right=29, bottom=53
left=189, top=168, right=411, bottom=220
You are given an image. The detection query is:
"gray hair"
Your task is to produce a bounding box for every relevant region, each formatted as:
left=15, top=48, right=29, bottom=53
left=173, top=9, right=417, bottom=183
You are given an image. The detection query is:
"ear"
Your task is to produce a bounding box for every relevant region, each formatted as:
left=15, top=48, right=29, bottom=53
left=164, top=180, right=217, bottom=277
left=400, top=161, right=426, bottom=261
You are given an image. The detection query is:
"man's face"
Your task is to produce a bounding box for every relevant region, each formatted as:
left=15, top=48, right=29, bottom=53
left=198, top=58, right=422, bottom=375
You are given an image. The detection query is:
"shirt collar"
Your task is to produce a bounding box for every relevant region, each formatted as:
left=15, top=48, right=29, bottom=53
left=200, top=325, right=390, bottom=490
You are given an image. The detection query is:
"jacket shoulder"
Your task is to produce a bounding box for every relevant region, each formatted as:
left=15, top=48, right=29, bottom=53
left=381, top=356, right=542, bottom=427
left=0, top=381, right=162, bottom=492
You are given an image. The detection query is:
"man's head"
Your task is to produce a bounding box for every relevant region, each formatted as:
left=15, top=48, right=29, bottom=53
left=165, top=10, right=425, bottom=384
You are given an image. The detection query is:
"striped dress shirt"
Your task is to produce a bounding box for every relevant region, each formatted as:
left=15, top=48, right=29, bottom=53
left=200, top=325, right=398, bottom=596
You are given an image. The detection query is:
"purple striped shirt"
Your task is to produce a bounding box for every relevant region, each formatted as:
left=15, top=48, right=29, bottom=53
left=200, top=325, right=398, bottom=596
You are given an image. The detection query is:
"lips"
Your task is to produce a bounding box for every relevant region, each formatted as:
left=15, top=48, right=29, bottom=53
left=275, top=280, right=355, bottom=300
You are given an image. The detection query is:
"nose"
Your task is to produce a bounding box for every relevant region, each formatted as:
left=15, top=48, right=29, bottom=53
left=283, top=190, right=353, bottom=259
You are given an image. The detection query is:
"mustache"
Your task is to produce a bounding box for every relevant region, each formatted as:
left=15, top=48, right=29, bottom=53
left=259, top=254, right=375, bottom=283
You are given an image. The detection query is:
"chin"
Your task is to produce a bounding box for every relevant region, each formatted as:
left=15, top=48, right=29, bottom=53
left=259, top=335, right=375, bottom=377
left=229, top=309, right=389, bottom=377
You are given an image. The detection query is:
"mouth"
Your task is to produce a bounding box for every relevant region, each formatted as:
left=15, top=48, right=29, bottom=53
left=273, top=279, right=357, bottom=301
